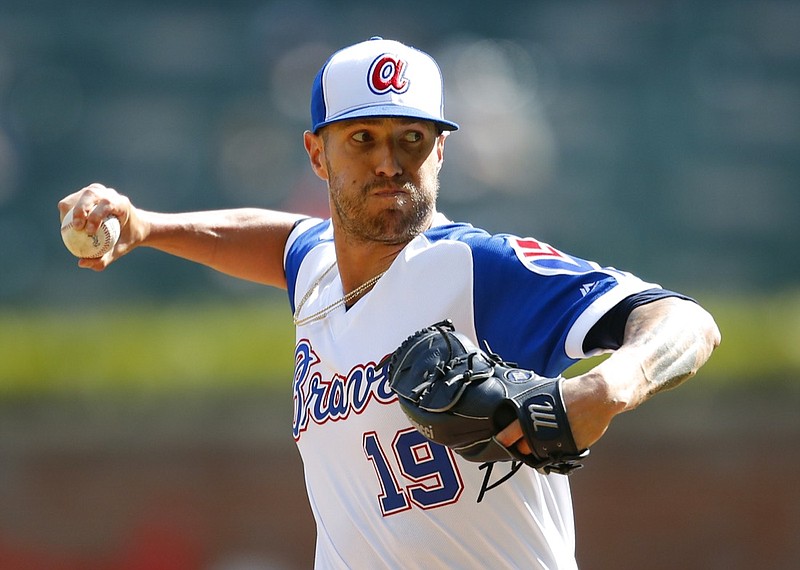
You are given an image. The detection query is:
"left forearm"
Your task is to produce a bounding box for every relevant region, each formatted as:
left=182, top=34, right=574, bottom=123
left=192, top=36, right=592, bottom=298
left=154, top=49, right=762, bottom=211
left=608, top=297, right=720, bottom=407
left=563, top=297, right=721, bottom=448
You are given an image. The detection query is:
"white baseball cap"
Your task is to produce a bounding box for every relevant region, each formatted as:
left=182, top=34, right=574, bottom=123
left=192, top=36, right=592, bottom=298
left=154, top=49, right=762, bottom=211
left=310, top=37, right=459, bottom=133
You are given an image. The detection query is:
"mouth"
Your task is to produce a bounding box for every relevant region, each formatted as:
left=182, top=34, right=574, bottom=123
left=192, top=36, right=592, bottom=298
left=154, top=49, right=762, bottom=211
left=368, top=183, right=408, bottom=198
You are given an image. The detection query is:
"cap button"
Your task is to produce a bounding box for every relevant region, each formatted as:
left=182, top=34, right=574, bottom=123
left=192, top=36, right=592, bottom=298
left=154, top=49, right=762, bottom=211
left=369, top=36, right=383, bottom=41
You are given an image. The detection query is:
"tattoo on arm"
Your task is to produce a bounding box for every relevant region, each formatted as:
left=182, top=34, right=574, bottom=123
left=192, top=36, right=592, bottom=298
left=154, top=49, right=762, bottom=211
left=625, top=301, right=716, bottom=399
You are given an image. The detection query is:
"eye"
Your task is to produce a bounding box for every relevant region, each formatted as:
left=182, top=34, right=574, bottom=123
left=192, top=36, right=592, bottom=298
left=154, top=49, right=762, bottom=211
left=402, top=130, right=423, bottom=143
left=351, top=131, right=373, bottom=143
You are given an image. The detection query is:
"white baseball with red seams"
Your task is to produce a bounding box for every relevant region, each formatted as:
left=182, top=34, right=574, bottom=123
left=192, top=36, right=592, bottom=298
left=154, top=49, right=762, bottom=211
left=60, top=209, right=120, bottom=258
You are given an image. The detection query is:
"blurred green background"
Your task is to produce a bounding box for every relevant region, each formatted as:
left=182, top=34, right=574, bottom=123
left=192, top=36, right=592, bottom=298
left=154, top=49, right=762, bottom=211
left=1, top=1, right=798, bottom=569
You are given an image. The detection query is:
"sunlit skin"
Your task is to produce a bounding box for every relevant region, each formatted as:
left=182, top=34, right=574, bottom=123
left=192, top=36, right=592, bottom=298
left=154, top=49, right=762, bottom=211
left=304, top=118, right=447, bottom=296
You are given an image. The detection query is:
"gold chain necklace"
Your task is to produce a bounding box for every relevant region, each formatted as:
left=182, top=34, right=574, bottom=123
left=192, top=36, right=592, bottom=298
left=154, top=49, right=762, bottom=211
left=293, top=261, right=387, bottom=327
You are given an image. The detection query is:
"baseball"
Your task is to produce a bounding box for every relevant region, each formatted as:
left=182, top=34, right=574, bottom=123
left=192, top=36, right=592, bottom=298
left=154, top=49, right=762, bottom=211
left=60, top=209, right=120, bottom=258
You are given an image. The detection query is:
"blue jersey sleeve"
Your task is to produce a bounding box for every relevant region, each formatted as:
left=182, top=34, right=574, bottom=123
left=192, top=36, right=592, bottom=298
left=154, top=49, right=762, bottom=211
left=426, top=224, right=658, bottom=377
left=284, top=218, right=331, bottom=313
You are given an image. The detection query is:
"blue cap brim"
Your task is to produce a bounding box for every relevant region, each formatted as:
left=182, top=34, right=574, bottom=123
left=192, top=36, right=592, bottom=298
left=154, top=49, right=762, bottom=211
left=313, top=104, right=459, bottom=133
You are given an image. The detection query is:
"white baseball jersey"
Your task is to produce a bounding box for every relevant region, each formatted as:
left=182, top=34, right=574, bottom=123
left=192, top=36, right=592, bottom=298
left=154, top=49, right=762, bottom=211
left=284, top=213, right=657, bottom=569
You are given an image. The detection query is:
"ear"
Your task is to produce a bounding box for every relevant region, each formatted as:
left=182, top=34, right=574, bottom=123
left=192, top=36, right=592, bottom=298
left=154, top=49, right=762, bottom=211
left=435, top=131, right=448, bottom=170
left=304, top=130, right=328, bottom=181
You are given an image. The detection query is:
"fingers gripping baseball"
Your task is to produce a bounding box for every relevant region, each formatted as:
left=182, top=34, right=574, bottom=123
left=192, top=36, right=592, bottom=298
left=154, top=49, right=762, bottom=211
left=58, top=183, right=140, bottom=269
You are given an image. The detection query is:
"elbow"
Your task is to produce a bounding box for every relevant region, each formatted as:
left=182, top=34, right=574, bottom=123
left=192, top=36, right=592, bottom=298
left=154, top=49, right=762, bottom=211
left=683, top=304, right=721, bottom=382
left=699, top=305, right=722, bottom=354
left=675, top=298, right=722, bottom=361
left=712, top=317, right=722, bottom=349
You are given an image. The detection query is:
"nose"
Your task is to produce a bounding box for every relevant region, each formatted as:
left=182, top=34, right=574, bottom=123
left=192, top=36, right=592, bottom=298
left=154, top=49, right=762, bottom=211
left=374, top=139, right=402, bottom=178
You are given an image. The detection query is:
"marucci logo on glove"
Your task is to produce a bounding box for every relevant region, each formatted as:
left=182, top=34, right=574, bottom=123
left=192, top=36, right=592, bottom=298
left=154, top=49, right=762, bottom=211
left=407, top=417, right=436, bottom=441
left=527, top=396, right=560, bottom=432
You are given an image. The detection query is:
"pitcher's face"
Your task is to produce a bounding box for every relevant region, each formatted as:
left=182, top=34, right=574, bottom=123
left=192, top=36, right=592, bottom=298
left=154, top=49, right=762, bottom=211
left=305, top=118, right=446, bottom=245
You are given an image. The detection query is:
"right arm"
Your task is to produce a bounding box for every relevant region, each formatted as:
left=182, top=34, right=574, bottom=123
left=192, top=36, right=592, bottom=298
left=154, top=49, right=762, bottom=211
left=58, top=183, right=306, bottom=289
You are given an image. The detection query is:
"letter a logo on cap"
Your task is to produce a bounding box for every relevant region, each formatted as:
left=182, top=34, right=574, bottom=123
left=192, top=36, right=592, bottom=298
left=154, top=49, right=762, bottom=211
left=368, top=55, right=409, bottom=95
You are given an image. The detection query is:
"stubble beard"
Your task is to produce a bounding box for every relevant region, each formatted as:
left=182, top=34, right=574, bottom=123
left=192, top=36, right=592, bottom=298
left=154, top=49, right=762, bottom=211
left=328, top=173, right=439, bottom=245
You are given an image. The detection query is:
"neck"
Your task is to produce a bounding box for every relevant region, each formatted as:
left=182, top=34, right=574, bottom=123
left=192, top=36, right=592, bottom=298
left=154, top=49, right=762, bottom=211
left=331, top=210, right=438, bottom=299
left=334, top=237, right=406, bottom=300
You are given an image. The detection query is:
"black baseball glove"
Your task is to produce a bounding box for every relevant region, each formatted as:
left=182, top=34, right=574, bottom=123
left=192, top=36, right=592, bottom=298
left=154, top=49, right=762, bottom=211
left=386, top=320, right=588, bottom=477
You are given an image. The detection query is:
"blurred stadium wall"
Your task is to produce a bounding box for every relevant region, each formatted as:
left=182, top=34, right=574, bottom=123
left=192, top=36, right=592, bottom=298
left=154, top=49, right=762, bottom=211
left=1, top=0, right=798, bottom=305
